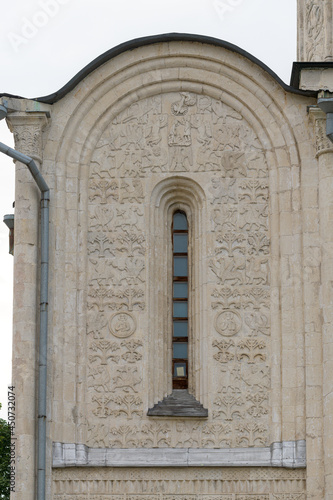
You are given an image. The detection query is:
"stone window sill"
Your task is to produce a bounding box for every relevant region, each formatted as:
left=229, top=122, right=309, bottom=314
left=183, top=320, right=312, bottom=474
left=147, top=389, right=208, bottom=417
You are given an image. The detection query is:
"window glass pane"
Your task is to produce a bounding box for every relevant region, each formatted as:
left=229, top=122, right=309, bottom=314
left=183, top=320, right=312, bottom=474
left=173, top=282, right=188, bottom=298
left=173, top=343, right=188, bottom=359
left=173, top=321, right=188, bottom=337
left=173, top=212, right=188, bottom=230
left=173, top=234, right=188, bottom=253
left=174, top=257, right=188, bottom=276
left=174, top=362, right=187, bottom=377
left=173, top=302, right=188, bottom=317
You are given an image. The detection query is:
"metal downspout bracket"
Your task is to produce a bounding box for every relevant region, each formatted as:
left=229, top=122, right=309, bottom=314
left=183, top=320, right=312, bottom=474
left=318, top=93, right=333, bottom=143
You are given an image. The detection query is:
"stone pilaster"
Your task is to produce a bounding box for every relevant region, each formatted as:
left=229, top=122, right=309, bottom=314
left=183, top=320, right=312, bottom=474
left=309, top=107, right=333, bottom=500
left=6, top=112, right=49, bottom=500
left=298, top=0, right=333, bottom=61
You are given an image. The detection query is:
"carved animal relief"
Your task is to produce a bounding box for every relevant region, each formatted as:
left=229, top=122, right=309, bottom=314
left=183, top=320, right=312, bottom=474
left=84, top=91, right=270, bottom=449
left=206, top=98, right=270, bottom=447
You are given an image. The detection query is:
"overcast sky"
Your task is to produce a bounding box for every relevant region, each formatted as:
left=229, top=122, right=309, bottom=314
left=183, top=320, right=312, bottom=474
left=0, top=0, right=297, bottom=420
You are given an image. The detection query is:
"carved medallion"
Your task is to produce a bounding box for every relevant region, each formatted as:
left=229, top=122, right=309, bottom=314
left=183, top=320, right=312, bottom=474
left=84, top=91, right=272, bottom=450
left=109, top=312, right=136, bottom=338
left=214, top=310, right=242, bottom=336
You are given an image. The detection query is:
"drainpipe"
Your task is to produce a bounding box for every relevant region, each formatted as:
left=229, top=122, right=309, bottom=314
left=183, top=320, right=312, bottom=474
left=317, top=96, right=333, bottom=143
left=0, top=104, right=49, bottom=500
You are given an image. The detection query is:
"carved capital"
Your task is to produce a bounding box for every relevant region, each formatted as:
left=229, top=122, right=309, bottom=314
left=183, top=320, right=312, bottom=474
left=309, top=107, right=333, bottom=156
left=6, top=112, right=49, bottom=164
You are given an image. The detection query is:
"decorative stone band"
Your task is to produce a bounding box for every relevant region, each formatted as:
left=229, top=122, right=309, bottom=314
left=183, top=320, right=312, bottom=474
left=53, top=440, right=306, bottom=469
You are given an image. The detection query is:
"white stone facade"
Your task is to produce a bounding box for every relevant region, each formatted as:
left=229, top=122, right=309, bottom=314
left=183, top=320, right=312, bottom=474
left=297, top=0, right=333, bottom=62
left=2, top=12, right=333, bottom=499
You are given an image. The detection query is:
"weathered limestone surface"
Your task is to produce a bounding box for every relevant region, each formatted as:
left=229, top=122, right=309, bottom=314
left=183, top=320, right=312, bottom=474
left=5, top=111, right=50, bottom=500
left=300, top=68, right=333, bottom=92
left=52, top=467, right=306, bottom=498
left=297, top=0, right=333, bottom=61
left=5, top=37, right=329, bottom=500
left=308, top=107, right=333, bottom=500
left=52, top=440, right=306, bottom=468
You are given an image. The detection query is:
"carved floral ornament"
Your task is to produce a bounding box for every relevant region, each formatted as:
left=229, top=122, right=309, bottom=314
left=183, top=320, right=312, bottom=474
left=82, top=90, right=275, bottom=449
left=52, top=462, right=305, bottom=498
left=53, top=495, right=305, bottom=500
left=7, top=113, right=49, bottom=163
left=309, top=107, right=333, bottom=156
left=304, top=0, right=325, bottom=61
left=296, top=0, right=329, bottom=61
left=52, top=494, right=305, bottom=499
left=13, top=125, right=42, bottom=159
left=53, top=467, right=305, bottom=481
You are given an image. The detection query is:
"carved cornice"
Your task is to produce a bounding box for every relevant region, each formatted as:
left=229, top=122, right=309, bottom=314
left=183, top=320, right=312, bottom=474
left=6, top=112, right=49, bottom=164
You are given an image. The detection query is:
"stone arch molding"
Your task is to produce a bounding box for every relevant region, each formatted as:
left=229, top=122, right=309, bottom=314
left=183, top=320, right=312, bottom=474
left=52, top=41, right=302, bottom=167
left=149, top=176, right=207, bottom=407
left=46, top=40, right=311, bottom=449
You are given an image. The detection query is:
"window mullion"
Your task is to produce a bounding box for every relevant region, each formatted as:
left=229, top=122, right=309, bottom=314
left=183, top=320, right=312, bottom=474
left=172, top=211, right=189, bottom=389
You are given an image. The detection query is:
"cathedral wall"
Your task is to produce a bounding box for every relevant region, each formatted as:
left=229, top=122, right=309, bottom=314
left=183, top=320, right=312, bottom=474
left=7, top=40, right=320, bottom=499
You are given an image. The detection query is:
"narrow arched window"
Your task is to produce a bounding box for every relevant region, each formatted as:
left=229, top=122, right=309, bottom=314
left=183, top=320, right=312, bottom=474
left=148, top=178, right=207, bottom=417
left=172, top=211, right=189, bottom=389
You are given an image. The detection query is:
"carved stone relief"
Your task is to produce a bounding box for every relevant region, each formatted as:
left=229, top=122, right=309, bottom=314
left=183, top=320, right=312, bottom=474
left=91, top=93, right=266, bottom=178
left=311, top=112, right=333, bottom=157
left=214, top=310, right=242, bottom=337
left=52, top=494, right=305, bottom=500
left=52, top=468, right=306, bottom=498
left=298, top=0, right=332, bottom=61
left=84, top=91, right=270, bottom=450
left=13, top=125, right=43, bottom=160
left=109, top=312, right=137, bottom=338
left=207, top=114, right=270, bottom=446
left=84, top=416, right=272, bottom=449
left=305, top=0, right=325, bottom=61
